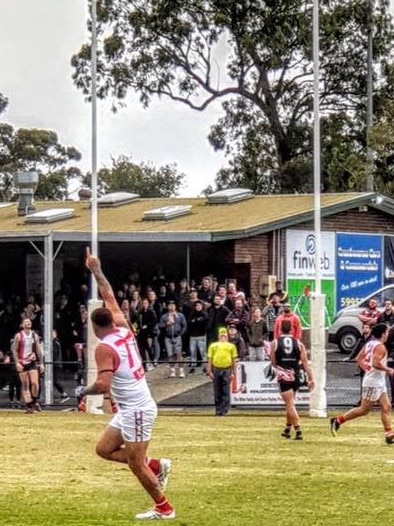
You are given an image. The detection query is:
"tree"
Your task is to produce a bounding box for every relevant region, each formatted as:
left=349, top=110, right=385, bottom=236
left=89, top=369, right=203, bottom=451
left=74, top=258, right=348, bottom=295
left=0, top=96, right=82, bottom=201
left=72, top=0, right=394, bottom=193
left=81, top=155, right=186, bottom=197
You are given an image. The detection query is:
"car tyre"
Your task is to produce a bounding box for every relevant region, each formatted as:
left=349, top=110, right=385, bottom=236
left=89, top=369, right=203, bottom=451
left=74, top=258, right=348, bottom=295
left=337, top=327, right=361, bottom=354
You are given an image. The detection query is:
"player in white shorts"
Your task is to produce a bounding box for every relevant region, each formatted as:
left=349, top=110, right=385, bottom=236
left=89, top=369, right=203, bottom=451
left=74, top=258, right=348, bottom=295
left=76, top=249, right=175, bottom=520
left=330, top=323, right=394, bottom=444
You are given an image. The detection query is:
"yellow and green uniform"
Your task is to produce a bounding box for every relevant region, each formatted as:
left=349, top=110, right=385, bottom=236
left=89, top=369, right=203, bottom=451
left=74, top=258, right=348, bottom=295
left=207, top=341, right=238, bottom=368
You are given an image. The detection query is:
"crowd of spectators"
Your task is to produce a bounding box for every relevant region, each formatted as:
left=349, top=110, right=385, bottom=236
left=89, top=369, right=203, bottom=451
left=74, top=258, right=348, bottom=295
left=0, top=273, right=293, bottom=387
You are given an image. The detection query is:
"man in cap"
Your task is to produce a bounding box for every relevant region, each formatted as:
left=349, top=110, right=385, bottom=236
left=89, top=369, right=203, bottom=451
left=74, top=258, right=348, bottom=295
left=206, top=327, right=238, bottom=416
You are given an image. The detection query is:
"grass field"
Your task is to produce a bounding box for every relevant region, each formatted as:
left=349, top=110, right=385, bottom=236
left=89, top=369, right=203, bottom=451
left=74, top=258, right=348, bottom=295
left=1, top=410, right=394, bottom=526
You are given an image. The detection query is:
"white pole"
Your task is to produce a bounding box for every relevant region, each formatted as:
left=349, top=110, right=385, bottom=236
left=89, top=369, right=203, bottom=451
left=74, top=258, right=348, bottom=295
left=309, top=0, right=327, bottom=418
left=87, top=0, right=103, bottom=414
left=91, top=0, right=99, bottom=295
left=366, top=0, right=374, bottom=192
left=44, top=234, right=54, bottom=406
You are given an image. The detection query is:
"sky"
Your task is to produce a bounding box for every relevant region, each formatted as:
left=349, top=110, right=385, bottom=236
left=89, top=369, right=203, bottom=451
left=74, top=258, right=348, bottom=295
left=0, top=0, right=227, bottom=197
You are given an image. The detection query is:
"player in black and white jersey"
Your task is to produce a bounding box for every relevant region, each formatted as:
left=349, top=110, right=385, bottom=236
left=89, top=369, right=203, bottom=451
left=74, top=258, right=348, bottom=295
left=270, top=319, right=314, bottom=440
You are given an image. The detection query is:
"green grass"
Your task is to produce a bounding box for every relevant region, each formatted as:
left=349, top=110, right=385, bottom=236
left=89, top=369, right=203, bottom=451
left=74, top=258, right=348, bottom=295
left=0, top=410, right=393, bottom=525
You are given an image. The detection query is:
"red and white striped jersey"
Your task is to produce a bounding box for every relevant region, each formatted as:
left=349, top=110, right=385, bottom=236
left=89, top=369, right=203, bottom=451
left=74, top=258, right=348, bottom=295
left=16, top=330, right=37, bottom=365
left=101, top=327, right=155, bottom=409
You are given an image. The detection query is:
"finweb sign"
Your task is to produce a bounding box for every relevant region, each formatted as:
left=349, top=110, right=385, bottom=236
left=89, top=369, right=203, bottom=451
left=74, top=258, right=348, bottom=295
left=286, top=229, right=335, bottom=279
left=286, top=230, right=336, bottom=328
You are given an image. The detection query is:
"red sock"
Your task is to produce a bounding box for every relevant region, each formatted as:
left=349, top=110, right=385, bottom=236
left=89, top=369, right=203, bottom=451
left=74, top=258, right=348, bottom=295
left=146, top=457, right=160, bottom=475
left=154, top=496, right=173, bottom=513
left=337, top=415, right=346, bottom=425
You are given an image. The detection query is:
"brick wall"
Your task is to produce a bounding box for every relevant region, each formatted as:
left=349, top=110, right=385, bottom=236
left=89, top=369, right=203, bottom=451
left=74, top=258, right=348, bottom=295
left=234, top=234, right=270, bottom=302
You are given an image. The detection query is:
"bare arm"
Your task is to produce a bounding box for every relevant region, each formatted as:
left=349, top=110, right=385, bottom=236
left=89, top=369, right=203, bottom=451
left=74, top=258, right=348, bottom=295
left=80, top=344, right=114, bottom=396
left=34, top=334, right=45, bottom=372
left=85, top=247, right=128, bottom=329
left=270, top=340, right=277, bottom=366
left=299, top=343, right=314, bottom=389
left=11, top=335, right=21, bottom=369
left=372, top=344, right=394, bottom=375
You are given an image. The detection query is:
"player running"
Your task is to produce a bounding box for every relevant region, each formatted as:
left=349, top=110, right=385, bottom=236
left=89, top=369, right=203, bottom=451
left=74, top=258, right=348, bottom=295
left=76, top=248, right=175, bottom=520
left=330, top=322, right=394, bottom=444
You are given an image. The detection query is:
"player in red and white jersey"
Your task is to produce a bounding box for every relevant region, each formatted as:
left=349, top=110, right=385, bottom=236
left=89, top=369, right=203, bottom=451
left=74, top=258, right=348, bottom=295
left=11, top=318, right=44, bottom=413
left=76, top=249, right=175, bottom=520
left=330, top=323, right=394, bottom=444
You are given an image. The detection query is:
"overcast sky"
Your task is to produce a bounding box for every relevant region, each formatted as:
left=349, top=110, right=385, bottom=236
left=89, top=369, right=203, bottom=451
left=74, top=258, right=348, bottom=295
left=0, top=0, right=227, bottom=197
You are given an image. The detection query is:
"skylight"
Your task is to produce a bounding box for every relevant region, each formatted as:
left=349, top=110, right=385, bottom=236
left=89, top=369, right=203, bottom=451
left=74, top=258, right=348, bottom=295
left=206, top=188, right=254, bottom=204
left=24, top=208, right=75, bottom=224
left=142, top=205, right=192, bottom=221
left=0, top=203, right=13, bottom=209
left=97, top=192, right=140, bottom=207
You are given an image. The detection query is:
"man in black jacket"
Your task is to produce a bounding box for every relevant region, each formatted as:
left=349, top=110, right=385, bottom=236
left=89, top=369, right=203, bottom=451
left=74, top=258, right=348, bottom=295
left=206, top=294, right=230, bottom=346
left=187, top=300, right=208, bottom=373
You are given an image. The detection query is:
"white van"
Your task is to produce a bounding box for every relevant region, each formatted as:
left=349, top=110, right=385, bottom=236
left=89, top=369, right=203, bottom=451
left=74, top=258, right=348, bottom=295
left=327, top=285, right=394, bottom=353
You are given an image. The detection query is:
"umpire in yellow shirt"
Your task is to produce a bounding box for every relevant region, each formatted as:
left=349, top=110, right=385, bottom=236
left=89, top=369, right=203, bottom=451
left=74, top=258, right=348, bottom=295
left=206, top=327, right=238, bottom=416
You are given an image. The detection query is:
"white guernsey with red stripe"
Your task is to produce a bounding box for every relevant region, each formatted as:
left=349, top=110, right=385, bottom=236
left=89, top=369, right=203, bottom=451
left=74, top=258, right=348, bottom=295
left=101, top=327, right=154, bottom=409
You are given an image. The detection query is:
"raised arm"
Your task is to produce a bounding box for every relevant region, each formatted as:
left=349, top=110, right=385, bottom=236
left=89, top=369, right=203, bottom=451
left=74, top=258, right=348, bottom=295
left=85, top=247, right=128, bottom=329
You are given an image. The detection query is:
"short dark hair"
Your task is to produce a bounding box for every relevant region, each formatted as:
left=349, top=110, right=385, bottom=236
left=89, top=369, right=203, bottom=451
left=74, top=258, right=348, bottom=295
left=281, top=319, right=292, bottom=334
left=91, top=307, right=114, bottom=328
left=371, top=323, right=389, bottom=339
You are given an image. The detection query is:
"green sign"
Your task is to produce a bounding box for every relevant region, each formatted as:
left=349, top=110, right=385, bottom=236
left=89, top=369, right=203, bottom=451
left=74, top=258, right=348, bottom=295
left=287, top=279, right=336, bottom=329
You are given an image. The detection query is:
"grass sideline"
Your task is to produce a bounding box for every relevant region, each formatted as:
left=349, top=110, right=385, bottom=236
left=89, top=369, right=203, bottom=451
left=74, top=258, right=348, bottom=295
left=0, top=410, right=394, bottom=526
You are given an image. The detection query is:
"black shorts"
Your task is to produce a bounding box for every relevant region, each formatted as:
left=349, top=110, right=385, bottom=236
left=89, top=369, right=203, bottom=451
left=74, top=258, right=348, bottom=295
left=22, top=362, right=38, bottom=373
left=279, top=381, right=298, bottom=393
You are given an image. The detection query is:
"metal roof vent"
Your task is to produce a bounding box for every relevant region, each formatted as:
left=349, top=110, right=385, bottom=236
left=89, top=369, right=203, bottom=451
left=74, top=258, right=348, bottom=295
left=206, top=187, right=254, bottom=204
left=14, top=171, right=39, bottom=216
left=24, top=208, right=75, bottom=224
left=142, top=205, right=192, bottom=221
left=97, top=192, right=140, bottom=207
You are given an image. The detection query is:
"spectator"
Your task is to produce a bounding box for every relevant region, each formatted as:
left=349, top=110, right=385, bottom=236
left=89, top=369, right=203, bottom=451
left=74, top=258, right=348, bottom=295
left=273, top=303, right=302, bottom=341
left=225, top=298, right=250, bottom=341
left=227, top=324, right=247, bottom=360
left=159, top=301, right=187, bottom=378
left=52, top=330, right=70, bottom=404
left=206, top=293, right=231, bottom=346
left=268, top=280, right=288, bottom=304
left=247, top=307, right=268, bottom=361
left=358, top=298, right=380, bottom=327
left=262, top=294, right=284, bottom=341
left=198, top=276, right=215, bottom=310
left=148, top=290, right=163, bottom=365
left=187, top=300, right=208, bottom=373
left=206, top=327, right=238, bottom=416
left=181, top=287, right=200, bottom=321
left=226, top=281, right=238, bottom=311
left=165, top=281, right=179, bottom=306
left=137, top=298, right=158, bottom=371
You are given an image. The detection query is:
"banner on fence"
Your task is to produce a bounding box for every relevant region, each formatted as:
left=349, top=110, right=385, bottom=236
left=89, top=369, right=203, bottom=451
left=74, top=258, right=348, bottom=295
left=230, top=361, right=310, bottom=406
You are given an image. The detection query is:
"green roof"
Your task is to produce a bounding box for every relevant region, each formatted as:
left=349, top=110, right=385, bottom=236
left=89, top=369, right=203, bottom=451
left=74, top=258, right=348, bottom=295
left=0, top=192, right=389, bottom=242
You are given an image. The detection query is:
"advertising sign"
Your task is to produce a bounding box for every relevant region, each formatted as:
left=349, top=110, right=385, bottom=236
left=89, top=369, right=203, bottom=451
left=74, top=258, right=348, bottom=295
left=286, top=230, right=336, bottom=328
left=336, top=233, right=383, bottom=311
left=384, top=236, right=394, bottom=285
left=286, top=229, right=336, bottom=279
left=287, top=279, right=335, bottom=328
left=230, top=361, right=310, bottom=406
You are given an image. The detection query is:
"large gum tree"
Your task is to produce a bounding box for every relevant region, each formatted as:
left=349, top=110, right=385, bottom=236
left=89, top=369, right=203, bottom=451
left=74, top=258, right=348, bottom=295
left=72, top=0, right=394, bottom=194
